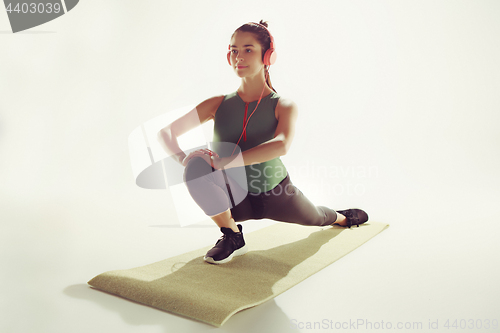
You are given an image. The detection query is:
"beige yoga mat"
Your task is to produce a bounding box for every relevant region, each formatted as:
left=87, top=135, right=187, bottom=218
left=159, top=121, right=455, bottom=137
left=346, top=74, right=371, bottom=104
left=88, top=221, right=389, bottom=327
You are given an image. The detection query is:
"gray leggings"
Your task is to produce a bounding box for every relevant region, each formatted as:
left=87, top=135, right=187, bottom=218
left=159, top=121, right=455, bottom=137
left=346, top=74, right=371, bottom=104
left=183, top=157, right=337, bottom=226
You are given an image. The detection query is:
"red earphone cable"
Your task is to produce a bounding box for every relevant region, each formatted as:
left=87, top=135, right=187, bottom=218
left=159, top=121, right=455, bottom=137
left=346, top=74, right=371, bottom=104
left=230, top=70, right=269, bottom=157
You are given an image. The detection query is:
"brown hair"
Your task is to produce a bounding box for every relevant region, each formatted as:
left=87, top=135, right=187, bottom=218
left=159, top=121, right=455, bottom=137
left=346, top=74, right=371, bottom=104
left=232, top=20, right=277, bottom=93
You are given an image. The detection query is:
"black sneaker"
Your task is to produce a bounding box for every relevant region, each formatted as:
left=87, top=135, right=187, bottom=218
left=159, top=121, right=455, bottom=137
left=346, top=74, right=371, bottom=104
left=204, top=224, right=247, bottom=264
left=334, top=209, right=369, bottom=228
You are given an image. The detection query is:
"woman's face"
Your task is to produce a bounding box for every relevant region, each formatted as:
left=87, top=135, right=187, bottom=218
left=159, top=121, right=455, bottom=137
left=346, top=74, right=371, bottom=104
left=229, top=31, right=265, bottom=79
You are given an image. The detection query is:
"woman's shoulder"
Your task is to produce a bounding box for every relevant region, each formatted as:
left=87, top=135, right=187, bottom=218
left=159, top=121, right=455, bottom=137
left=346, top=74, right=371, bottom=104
left=276, top=95, right=296, bottom=108
left=199, top=94, right=226, bottom=105
left=275, top=95, right=298, bottom=119
left=198, top=92, right=241, bottom=107
left=195, top=95, right=226, bottom=121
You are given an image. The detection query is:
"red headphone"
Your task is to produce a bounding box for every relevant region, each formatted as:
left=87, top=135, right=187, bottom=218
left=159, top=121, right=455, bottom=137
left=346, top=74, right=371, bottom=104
left=227, top=22, right=277, bottom=66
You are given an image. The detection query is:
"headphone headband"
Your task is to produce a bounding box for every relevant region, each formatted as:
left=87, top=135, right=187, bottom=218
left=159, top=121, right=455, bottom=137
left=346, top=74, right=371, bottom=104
left=248, top=22, right=275, bottom=49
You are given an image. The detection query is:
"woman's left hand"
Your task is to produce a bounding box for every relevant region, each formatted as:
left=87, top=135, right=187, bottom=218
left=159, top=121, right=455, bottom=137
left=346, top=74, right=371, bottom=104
left=183, top=149, right=225, bottom=170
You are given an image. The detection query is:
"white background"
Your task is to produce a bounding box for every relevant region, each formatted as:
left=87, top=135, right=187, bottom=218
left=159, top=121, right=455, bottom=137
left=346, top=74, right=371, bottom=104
left=1, top=0, right=499, bottom=332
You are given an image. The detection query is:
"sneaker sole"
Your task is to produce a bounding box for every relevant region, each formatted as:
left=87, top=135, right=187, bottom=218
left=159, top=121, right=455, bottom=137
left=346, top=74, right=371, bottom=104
left=203, top=244, right=248, bottom=265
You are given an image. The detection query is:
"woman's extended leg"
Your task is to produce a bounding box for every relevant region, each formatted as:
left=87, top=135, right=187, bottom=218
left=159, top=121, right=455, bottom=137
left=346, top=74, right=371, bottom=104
left=261, top=173, right=346, bottom=226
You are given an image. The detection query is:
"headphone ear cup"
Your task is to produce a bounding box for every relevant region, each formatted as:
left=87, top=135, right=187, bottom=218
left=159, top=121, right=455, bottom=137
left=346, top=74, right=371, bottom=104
left=227, top=51, right=231, bottom=65
left=263, top=48, right=277, bottom=66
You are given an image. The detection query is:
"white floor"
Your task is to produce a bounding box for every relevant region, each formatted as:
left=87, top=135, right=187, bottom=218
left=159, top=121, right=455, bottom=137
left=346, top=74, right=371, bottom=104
left=2, top=1, right=500, bottom=332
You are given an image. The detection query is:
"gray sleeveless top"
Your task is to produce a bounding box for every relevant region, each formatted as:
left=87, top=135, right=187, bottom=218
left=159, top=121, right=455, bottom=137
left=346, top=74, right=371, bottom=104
left=212, top=91, right=287, bottom=193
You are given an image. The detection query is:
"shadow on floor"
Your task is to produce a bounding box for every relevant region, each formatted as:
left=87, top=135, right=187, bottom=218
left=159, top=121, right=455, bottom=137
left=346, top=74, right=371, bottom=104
left=67, top=225, right=353, bottom=329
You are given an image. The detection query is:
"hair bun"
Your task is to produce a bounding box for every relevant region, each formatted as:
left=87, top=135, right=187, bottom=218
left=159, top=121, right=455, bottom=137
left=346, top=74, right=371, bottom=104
left=258, top=20, right=269, bottom=28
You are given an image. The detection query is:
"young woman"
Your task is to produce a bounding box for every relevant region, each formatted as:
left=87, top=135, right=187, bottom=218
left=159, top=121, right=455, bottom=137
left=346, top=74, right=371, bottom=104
left=157, top=21, right=368, bottom=264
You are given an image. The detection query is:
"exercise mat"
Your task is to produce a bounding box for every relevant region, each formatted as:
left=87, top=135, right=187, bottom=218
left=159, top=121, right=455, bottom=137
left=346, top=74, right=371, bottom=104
left=88, top=221, right=389, bottom=327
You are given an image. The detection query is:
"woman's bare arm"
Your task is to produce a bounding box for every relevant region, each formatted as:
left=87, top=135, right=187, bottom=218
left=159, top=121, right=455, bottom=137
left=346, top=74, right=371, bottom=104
left=157, top=95, right=224, bottom=165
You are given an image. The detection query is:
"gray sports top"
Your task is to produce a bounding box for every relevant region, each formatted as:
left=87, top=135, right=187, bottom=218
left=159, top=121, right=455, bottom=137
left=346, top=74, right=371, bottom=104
left=212, top=91, right=287, bottom=193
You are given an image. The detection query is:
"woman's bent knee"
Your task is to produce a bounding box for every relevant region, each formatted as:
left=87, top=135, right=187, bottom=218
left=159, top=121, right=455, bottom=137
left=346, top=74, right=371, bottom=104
left=183, top=156, right=214, bottom=183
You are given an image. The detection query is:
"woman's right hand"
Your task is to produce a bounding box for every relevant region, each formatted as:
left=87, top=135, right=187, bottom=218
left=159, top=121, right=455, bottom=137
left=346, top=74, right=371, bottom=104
left=181, top=149, right=220, bottom=168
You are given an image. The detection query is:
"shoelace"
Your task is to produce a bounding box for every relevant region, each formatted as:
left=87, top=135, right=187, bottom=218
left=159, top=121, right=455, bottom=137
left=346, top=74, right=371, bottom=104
left=216, top=230, right=240, bottom=247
